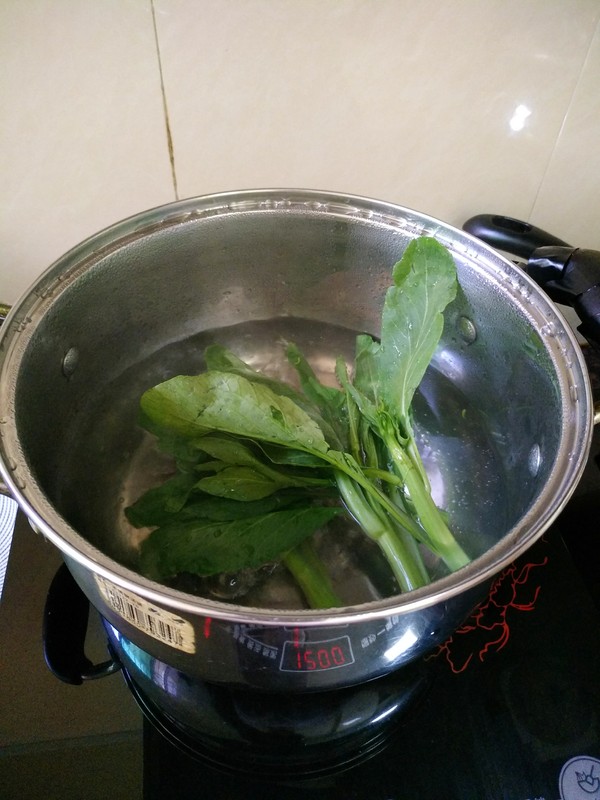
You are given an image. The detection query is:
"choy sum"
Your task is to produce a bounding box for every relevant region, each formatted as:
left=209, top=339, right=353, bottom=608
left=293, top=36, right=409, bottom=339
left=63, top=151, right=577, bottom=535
left=125, top=237, right=471, bottom=608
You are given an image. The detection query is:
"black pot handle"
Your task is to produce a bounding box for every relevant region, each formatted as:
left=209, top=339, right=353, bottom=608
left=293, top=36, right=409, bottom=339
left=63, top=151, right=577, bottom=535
left=43, top=563, right=121, bottom=684
left=463, top=214, right=600, bottom=346
left=462, top=214, right=571, bottom=258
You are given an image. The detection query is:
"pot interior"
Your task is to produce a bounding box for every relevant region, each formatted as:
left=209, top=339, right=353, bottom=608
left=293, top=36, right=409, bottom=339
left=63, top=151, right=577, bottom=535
left=3, top=191, right=589, bottom=612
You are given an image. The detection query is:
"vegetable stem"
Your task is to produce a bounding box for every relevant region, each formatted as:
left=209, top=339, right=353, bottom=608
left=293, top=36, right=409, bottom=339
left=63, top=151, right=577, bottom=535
left=384, top=434, right=470, bottom=572
left=283, top=539, right=344, bottom=609
left=334, top=471, right=428, bottom=592
left=324, top=452, right=427, bottom=544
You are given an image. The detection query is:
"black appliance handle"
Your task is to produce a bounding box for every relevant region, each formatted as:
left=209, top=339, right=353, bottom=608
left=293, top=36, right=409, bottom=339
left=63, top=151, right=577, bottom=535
left=462, top=214, right=571, bottom=258
left=43, top=563, right=121, bottom=685
left=463, top=214, right=600, bottom=346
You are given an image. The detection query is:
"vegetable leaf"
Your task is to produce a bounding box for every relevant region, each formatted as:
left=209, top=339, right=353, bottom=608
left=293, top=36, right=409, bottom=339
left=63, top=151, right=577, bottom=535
left=286, top=342, right=348, bottom=449
left=352, top=334, right=382, bottom=406
left=205, top=343, right=342, bottom=446
left=140, top=371, right=331, bottom=454
left=378, top=237, right=457, bottom=428
left=140, top=506, right=342, bottom=580
left=196, top=464, right=327, bottom=501
left=125, top=472, right=198, bottom=528
left=193, top=434, right=329, bottom=487
left=257, top=443, right=329, bottom=469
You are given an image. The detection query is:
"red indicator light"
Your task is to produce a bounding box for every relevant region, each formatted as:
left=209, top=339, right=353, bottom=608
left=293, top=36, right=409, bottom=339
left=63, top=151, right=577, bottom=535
left=280, top=635, right=354, bottom=672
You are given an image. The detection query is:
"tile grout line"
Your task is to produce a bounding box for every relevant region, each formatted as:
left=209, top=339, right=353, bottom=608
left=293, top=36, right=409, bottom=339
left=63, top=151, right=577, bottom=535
left=150, top=0, right=179, bottom=201
left=528, top=13, right=600, bottom=225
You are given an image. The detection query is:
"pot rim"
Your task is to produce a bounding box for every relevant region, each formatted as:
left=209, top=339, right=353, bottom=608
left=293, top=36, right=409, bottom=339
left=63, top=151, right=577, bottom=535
left=0, top=188, right=594, bottom=627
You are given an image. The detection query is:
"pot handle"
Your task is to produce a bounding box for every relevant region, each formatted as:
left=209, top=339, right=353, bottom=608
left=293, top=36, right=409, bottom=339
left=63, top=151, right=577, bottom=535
left=43, top=562, right=121, bottom=684
left=462, top=214, right=570, bottom=258
left=463, top=214, right=600, bottom=347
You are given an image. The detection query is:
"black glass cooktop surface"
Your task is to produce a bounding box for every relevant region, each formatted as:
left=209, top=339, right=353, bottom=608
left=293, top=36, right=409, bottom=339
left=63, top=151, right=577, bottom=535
left=143, top=521, right=600, bottom=800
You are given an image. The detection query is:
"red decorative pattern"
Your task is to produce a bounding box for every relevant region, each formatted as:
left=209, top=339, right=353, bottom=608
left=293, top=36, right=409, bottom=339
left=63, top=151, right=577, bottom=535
left=428, top=555, right=549, bottom=673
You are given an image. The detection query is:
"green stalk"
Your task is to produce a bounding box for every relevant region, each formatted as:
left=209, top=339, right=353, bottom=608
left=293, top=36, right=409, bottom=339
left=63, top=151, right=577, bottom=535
left=283, top=539, right=344, bottom=609
left=406, top=432, right=431, bottom=492
left=384, top=485, right=431, bottom=586
left=384, top=434, right=470, bottom=572
left=335, top=471, right=429, bottom=592
left=322, top=451, right=428, bottom=544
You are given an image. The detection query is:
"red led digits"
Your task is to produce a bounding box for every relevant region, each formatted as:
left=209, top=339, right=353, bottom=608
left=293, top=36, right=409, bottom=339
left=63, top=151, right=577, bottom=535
left=280, top=635, right=354, bottom=672
left=295, top=645, right=346, bottom=670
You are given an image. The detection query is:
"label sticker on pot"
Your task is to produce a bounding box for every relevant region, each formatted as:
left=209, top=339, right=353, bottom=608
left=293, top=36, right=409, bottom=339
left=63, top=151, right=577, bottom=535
left=94, top=575, right=196, bottom=654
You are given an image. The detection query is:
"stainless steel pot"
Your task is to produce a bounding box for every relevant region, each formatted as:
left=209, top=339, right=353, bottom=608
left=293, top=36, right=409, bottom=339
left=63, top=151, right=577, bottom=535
left=0, top=190, right=594, bottom=691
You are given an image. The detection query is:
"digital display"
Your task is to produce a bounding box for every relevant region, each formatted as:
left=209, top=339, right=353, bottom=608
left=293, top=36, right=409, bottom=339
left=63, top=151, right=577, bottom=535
left=280, top=632, right=355, bottom=672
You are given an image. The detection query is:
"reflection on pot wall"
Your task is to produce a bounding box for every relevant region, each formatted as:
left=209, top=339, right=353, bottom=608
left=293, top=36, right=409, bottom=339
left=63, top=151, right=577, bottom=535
left=2, top=0, right=600, bottom=304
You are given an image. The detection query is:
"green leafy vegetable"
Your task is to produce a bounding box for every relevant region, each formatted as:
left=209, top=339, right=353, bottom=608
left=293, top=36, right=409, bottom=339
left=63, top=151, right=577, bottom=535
left=140, top=506, right=342, bottom=581
left=127, top=236, right=471, bottom=609
left=140, top=371, right=331, bottom=453
left=193, top=435, right=330, bottom=500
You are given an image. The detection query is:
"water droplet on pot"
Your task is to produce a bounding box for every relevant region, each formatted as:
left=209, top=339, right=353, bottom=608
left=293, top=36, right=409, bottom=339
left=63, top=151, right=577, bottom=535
left=540, top=322, right=557, bottom=337
left=62, top=347, right=79, bottom=378
left=569, top=384, right=578, bottom=402
left=528, top=444, right=541, bottom=476
left=457, top=316, right=477, bottom=344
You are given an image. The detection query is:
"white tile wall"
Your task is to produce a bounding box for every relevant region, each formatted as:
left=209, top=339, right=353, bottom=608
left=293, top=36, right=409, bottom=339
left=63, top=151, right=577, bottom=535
left=2, top=0, right=599, bottom=304
left=0, top=0, right=174, bottom=304
left=531, top=18, right=600, bottom=248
